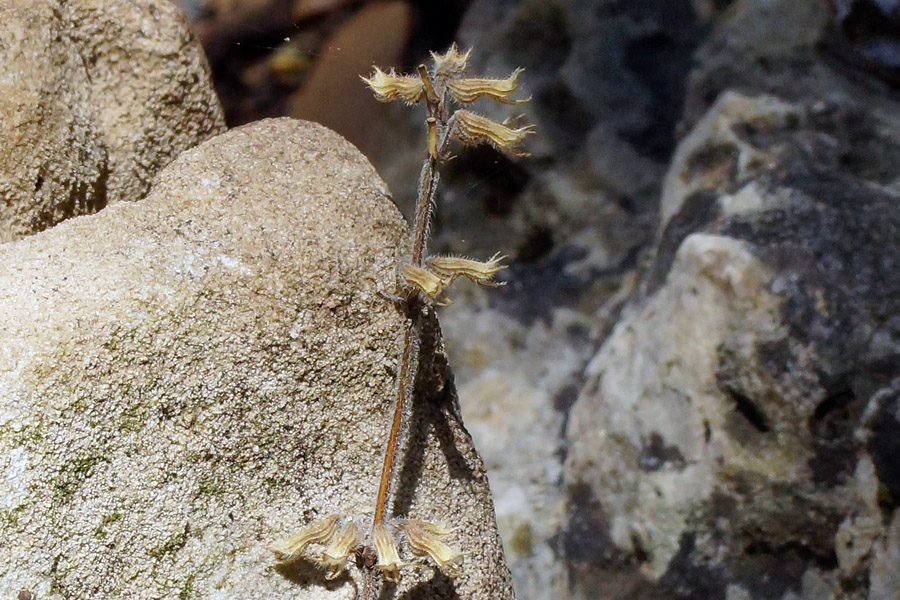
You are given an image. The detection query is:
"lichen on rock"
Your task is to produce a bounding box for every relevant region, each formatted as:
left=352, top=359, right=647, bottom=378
left=564, top=90, right=900, bottom=600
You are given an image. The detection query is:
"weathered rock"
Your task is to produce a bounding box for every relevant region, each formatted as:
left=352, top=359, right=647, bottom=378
left=870, top=495, right=900, bottom=600
left=63, top=0, right=227, bottom=207
left=0, top=0, right=225, bottom=242
left=0, top=2, right=107, bottom=243
left=683, top=0, right=863, bottom=130
left=439, top=294, right=595, bottom=599
left=564, top=92, right=900, bottom=599
left=0, top=118, right=513, bottom=600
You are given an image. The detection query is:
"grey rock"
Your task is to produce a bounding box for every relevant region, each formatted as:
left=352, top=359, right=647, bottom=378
left=870, top=495, right=900, bottom=600
left=564, top=91, right=900, bottom=599
left=439, top=294, right=595, bottom=599
left=680, top=0, right=900, bottom=130
left=0, top=118, right=513, bottom=600
left=441, top=3, right=900, bottom=599
left=0, top=0, right=225, bottom=242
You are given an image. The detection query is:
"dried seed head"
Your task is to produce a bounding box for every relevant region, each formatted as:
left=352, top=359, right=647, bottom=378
left=430, top=43, right=471, bottom=76
left=373, top=523, right=403, bottom=582
left=269, top=515, right=339, bottom=563
left=426, top=252, right=507, bottom=287
left=448, top=68, right=528, bottom=105
left=361, top=67, right=425, bottom=104
left=452, top=110, right=535, bottom=157
left=321, top=521, right=361, bottom=579
left=399, top=263, right=451, bottom=306
left=408, top=519, right=453, bottom=537
left=402, top=519, right=462, bottom=568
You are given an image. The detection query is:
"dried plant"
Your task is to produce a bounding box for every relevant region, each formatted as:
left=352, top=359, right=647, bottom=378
left=271, top=44, right=532, bottom=599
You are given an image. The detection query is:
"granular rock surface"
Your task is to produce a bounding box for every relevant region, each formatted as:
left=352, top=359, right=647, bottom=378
left=0, top=0, right=224, bottom=242
left=0, top=118, right=513, bottom=600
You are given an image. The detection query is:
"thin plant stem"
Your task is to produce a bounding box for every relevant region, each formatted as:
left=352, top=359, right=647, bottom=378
left=270, top=46, right=529, bottom=598
left=362, top=73, right=446, bottom=600
left=411, top=160, right=438, bottom=266
left=370, top=64, right=450, bottom=532
left=351, top=47, right=530, bottom=598
left=372, top=322, right=414, bottom=525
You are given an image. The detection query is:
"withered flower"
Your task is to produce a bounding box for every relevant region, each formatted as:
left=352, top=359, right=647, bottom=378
left=269, top=515, right=339, bottom=563
left=448, top=68, right=528, bottom=105
left=426, top=252, right=507, bottom=287
left=430, top=43, right=471, bottom=76
left=373, top=523, right=403, bottom=582
left=399, top=263, right=451, bottom=306
left=361, top=67, right=425, bottom=104
left=321, top=521, right=361, bottom=579
left=401, top=519, right=462, bottom=568
left=452, top=110, right=535, bottom=157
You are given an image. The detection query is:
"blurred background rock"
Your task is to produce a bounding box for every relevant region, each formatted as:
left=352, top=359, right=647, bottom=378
left=168, top=1, right=900, bottom=599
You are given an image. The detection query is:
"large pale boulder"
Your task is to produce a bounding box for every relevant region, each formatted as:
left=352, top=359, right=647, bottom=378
left=0, top=0, right=225, bottom=242
left=0, top=118, right=513, bottom=600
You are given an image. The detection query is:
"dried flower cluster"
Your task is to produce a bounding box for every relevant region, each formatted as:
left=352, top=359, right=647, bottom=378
left=271, top=514, right=462, bottom=583
left=399, top=252, right=506, bottom=306
left=365, top=48, right=533, bottom=160
left=271, top=44, right=532, bottom=598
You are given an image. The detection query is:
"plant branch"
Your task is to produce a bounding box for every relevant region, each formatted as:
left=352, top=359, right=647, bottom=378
left=372, top=321, right=415, bottom=525
left=348, top=44, right=529, bottom=599
left=370, top=61, right=455, bottom=535
left=272, top=44, right=530, bottom=596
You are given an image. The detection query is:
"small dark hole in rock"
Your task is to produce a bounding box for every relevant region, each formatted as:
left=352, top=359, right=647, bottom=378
left=728, top=389, right=771, bottom=433
left=630, top=531, right=650, bottom=563
left=812, top=388, right=854, bottom=425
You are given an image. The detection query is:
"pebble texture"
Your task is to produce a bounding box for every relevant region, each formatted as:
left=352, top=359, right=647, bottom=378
left=0, top=118, right=514, bottom=600
left=0, top=0, right=225, bottom=242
